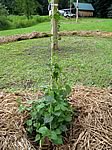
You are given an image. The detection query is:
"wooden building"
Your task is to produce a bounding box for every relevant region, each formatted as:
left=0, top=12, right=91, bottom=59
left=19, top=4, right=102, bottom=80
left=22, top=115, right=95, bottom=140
left=73, top=3, right=94, bottom=17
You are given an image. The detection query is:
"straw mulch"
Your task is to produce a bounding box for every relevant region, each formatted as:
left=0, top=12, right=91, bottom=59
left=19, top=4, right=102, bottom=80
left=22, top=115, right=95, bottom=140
left=0, top=32, right=51, bottom=45
left=69, top=85, right=112, bottom=150
left=0, top=92, right=42, bottom=150
left=0, top=86, right=112, bottom=150
left=0, top=31, right=112, bottom=45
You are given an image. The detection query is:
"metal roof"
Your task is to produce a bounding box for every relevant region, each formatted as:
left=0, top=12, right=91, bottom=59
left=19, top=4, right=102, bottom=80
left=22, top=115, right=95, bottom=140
left=73, top=3, right=94, bottom=11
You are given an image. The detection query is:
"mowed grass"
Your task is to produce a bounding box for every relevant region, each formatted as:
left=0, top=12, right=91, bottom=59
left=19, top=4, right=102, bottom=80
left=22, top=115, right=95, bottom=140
left=0, top=18, right=112, bottom=37
left=0, top=36, right=112, bottom=91
left=61, top=18, right=112, bottom=32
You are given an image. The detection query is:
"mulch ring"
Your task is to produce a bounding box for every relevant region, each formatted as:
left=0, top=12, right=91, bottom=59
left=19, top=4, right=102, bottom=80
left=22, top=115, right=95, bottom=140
left=0, top=86, right=112, bottom=150
left=0, top=31, right=112, bottom=45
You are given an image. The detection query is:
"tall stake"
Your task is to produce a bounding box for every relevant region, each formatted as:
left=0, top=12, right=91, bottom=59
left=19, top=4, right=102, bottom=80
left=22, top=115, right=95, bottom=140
left=76, top=0, right=78, bottom=23
left=50, top=0, right=59, bottom=90
left=70, top=0, right=72, bottom=19
left=51, top=0, right=59, bottom=51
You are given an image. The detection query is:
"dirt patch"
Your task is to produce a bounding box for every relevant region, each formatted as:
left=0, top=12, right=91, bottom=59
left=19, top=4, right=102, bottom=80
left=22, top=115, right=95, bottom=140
left=0, top=86, right=112, bottom=150
left=0, top=31, right=112, bottom=45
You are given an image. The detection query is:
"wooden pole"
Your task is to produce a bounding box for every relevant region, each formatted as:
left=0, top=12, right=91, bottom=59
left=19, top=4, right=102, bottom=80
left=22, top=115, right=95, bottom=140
left=50, top=0, right=59, bottom=91
left=70, top=0, right=72, bottom=19
left=76, top=0, right=78, bottom=23
left=51, top=0, right=59, bottom=51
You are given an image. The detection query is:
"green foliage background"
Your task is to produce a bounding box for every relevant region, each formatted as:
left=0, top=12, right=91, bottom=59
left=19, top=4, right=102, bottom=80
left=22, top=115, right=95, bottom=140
left=0, top=0, right=112, bottom=18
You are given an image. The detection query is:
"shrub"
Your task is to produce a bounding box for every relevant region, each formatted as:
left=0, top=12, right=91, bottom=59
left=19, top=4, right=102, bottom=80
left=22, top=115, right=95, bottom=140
left=0, top=16, right=10, bottom=30
left=7, top=15, right=50, bottom=29
left=35, top=15, right=50, bottom=23
left=0, top=15, right=50, bottom=30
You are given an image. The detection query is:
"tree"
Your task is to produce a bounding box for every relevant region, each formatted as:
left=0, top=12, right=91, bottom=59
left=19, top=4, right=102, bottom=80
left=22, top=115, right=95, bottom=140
left=15, top=0, right=39, bottom=19
left=0, top=3, right=8, bottom=16
left=37, top=0, right=48, bottom=15
left=0, top=0, right=15, bottom=14
left=59, top=0, right=68, bottom=9
left=107, top=4, right=112, bottom=18
left=94, top=0, right=112, bottom=18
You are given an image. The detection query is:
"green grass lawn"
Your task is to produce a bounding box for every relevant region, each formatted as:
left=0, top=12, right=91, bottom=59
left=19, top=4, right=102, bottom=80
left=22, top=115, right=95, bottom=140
left=0, top=36, right=112, bottom=91
left=0, top=18, right=112, bottom=37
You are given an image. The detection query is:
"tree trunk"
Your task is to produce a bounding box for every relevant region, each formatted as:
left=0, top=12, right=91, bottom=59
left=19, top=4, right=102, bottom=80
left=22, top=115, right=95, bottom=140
left=51, top=0, right=59, bottom=51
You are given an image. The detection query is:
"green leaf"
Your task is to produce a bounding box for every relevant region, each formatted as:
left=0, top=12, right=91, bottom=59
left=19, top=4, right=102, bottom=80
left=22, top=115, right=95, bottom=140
left=19, top=104, right=26, bottom=112
left=48, top=105, right=53, bottom=113
left=26, top=107, right=32, bottom=111
left=45, top=95, right=55, bottom=103
left=60, top=125, right=68, bottom=132
left=27, top=100, right=34, bottom=104
left=16, top=98, right=22, bottom=105
left=55, top=129, right=61, bottom=135
left=34, top=123, right=40, bottom=128
left=38, top=126, right=49, bottom=136
left=50, top=131, right=58, bottom=141
left=26, top=119, right=32, bottom=126
left=36, top=103, right=45, bottom=111
left=65, top=84, right=71, bottom=95
left=53, top=135, right=63, bottom=145
left=54, top=111, right=61, bottom=116
left=65, top=115, right=72, bottom=122
left=59, top=89, right=65, bottom=96
left=58, top=117, right=64, bottom=122
left=35, top=134, right=41, bottom=142
left=31, top=111, right=37, bottom=119
left=61, top=105, right=67, bottom=111
left=26, top=126, right=33, bottom=134
left=54, top=105, right=60, bottom=111
left=44, top=116, right=53, bottom=124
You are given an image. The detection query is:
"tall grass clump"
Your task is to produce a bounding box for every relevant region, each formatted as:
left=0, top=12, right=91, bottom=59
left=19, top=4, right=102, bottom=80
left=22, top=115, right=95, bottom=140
left=3, top=15, right=50, bottom=30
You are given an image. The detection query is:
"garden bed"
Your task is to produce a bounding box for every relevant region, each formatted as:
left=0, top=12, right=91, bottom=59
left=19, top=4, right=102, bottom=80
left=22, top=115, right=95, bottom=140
left=0, top=85, right=112, bottom=150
